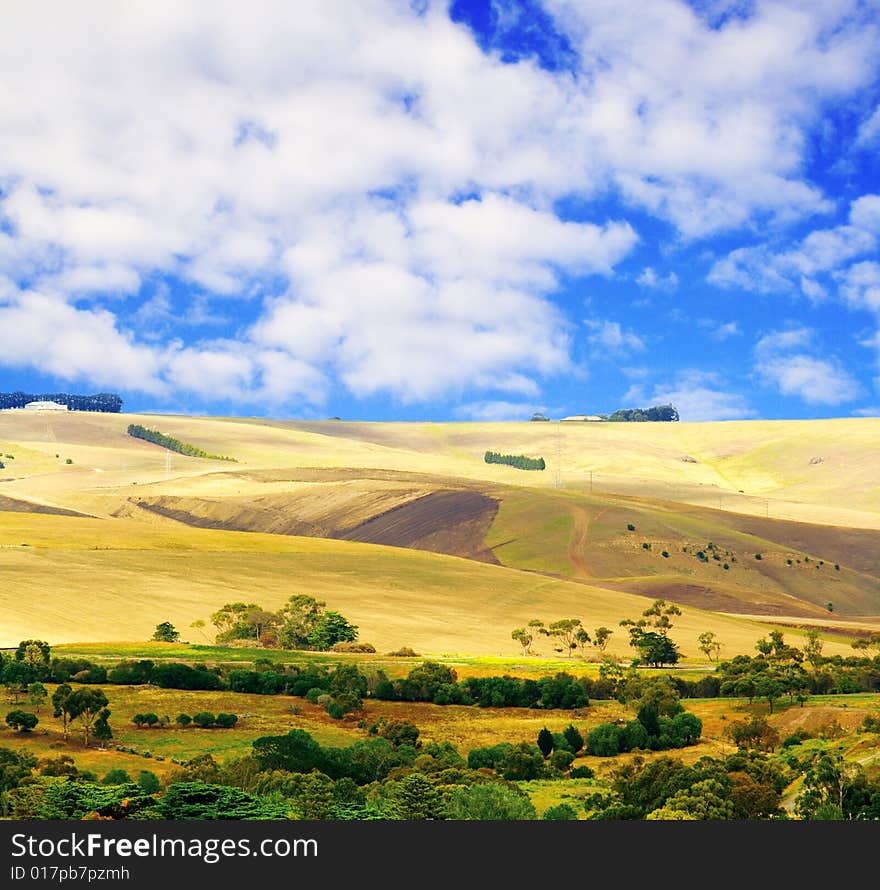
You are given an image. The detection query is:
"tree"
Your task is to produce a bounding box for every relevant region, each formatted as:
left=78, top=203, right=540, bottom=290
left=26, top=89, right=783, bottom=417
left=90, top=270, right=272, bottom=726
left=215, top=713, right=238, bottom=728
left=574, top=628, right=592, bottom=656
left=308, top=611, right=358, bottom=651
left=651, top=779, right=735, bottom=820
left=727, top=716, right=779, bottom=752
left=26, top=683, right=47, bottom=713
left=210, top=602, right=263, bottom=643
left=803, top=630, right=824, bottom=671
left=628, top=629, right=680, bottom=668
left=151, top=622, right=180, bottom=643
left=175, top=714, right=192, bottom=727
left=193, top=712, right=216, bottom=728
left=133, top=713, right=159, bottom=729
left=51, top=684, right=76, bottom=740
left=546, top=619, right=583, bottom=657
left=93, top=709, right=113, bottom=747
left=388, top=773, right=445, bottom=820
left=137, top=771, right=161, bottom=794
left=15, top=640, right=50, bottom=670
left=67, top=688, right=109, bottom=747
left=6, top=711, right=38, bottom=732
left=698, top=631, right=722, bottom=662
left=102, top=769, right=132, bottom=785
left=641, top=599, right=682, bottom=634
left=593, top=627, right=613, bottom=652
left=537, top=727, right=554, bottom=759
left=562, top=724, right=584, bottom=755
left=511, top=628, right=533, bottom=656
left=755, top=676, right=785, bottom=714
left=1, top=661, right=32, bottom=702
left=277, top=595, right=326, bottom=649
left=795, top=751, right=865, bottom=820
left=543, top=802, right=579, bottom=820
left=446, top=782, right=536, bottom=820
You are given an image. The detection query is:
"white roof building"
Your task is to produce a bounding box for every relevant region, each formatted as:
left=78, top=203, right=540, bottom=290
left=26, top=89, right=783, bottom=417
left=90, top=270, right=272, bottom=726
left=561, top=414, right=604, bottom=422
left=24, top=401, right=68, bottom=411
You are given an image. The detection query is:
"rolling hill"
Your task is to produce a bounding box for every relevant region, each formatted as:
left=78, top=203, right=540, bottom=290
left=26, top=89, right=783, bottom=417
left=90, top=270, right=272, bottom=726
left=0, top=410, right=878, bottom=654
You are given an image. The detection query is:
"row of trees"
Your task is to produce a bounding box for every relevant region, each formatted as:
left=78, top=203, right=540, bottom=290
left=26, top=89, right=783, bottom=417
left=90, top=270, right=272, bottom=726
left=126, top=424, right=234, bottom=461
left=511, top=620, right=613, bottom=657
left=0, top=392, right=122, bottom=412
left=484, top=451, right=545, bottom=470
left=133, top=711, right=238, bottom=729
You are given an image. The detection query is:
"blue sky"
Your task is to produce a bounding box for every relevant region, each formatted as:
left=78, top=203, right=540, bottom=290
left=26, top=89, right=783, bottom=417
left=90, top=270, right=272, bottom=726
left=1, top=0, right=879, bottom=421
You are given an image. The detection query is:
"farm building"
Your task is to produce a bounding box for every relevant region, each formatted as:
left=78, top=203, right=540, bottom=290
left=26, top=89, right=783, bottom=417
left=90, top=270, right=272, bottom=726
left=23, top=401, right=69, bottom=411
left=561, top=414, right=604, bottom=422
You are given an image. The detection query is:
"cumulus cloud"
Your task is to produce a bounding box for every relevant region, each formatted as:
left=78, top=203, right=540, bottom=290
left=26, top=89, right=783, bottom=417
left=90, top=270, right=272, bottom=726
left=584, top=319, right=645, bottom=355
left=637, top=268, right=679, bottom=291
left=708, top=192, right=880, bottom=298
left=455, top=400, right=541, bottom=421
left=698, top=320, right=741, bottom=341
left=624, top=370, right=753, bottom=421
left=754, top=327, right=861, bottom=405
left=0, top=2, right=876, bottom=407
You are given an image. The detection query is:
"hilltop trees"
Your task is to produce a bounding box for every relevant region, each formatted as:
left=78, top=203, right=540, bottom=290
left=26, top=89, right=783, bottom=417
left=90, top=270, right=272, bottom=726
left=607, top=404, right=679, bottom=422
left=0, top=392, right=122, bottom=412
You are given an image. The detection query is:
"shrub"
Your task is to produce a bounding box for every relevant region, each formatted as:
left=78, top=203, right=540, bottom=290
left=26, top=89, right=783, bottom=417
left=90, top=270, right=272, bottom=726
left=175, top=714, right=192, bottom=727
left=661, top=551, right=669, bottom=558
left=550, top=750, right=575, bottom=772
left=627, top=524, right=636, bottom=531
left=386, top=647, right=420, bottom=657
left=570, top=765, right=595, bottom=779
left=192, top=712, right=216, bottom=728
left=331, top=641, right=376, bottom=653
left=543, top=803, right=578, bottom=820
left=137, top=771, right=161, bottom=793
left=215, top=713, right=238, bottom=728
left=102, top=769, right=132, bottom=785
left=754, top=553, right=762, bottom=560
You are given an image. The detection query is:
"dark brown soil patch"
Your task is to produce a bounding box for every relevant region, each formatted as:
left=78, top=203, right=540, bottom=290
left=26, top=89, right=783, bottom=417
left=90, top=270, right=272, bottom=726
left=335, top=490, right=501, bottom=564
left=134, top=488, right=501, bottom=564
left=0, top=495, right=88, bottom=518
left=597, top=579, right=829, bottom=618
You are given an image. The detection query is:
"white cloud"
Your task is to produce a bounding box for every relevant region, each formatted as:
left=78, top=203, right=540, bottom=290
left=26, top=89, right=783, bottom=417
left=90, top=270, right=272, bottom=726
left=624, top=370, right=753, bottom=421
left=856, top=105, right=880, bottom=148
left=455, top=400, right=541, bottom=421
left=756, top=354, right=861, bottom=404
left=584, top=319, right=645, bottom=355
left=754, top=326, right=860, bottom=405
left=840, top=262, right=880, bottom=312
left=637, top=267, right=679, bottom=291
left=708, top=192, right=880, bottom=298
left=698, top=320, right=741, bottom=341
left=0, top=2, right=876, bottom=406
left=0, top=289, right=166, bottom=393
